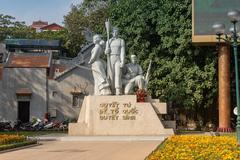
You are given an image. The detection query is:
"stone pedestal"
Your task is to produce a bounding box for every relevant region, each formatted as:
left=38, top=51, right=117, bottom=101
left=69, top=95, right=174, bottom=136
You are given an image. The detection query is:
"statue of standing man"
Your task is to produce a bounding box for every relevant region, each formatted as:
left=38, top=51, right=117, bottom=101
left=105, top=26, right=125, bottom=95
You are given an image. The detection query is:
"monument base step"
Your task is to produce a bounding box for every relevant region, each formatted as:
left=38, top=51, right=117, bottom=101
left=69, top=95, right=174, bottom=136
left=60, top=136, right=167, bottom=141
left=35, top=135, right=168, bottom=141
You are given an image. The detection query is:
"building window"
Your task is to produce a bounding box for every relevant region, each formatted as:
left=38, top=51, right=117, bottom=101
left=71, top=87, right=83, bottom=107
left=52, top=91, right=57, bottom=97
left=72, top=94, right=84, bottom=107
left=72, top=95, right=80, bottom=107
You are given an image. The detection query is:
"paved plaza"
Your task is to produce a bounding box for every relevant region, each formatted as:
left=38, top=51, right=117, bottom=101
left=0, top=140, right=162, bottom=160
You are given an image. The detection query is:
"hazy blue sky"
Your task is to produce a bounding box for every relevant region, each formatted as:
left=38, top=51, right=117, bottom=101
left=0, top=0, right=82, bottom=25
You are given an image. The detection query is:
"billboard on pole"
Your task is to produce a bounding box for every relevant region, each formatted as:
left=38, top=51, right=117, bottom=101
left=192, top=0, right=240, bottom=44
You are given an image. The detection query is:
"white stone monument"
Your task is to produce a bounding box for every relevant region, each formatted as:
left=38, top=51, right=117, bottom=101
left=69, top=21, right=174, bottom=136
left=69, top=95, right=174, bottom=136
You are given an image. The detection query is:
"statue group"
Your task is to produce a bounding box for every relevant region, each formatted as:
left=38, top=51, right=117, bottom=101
left=88, top=25, right=148, bottom=96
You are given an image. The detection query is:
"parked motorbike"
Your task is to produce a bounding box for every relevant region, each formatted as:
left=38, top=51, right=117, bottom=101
left=32, top=118, right=44, bottom=131
left=2, top=118, right=70, bottom=132
left=0, top=121, right=13, bottom=131
left=43, top=122, right=54, bottom=129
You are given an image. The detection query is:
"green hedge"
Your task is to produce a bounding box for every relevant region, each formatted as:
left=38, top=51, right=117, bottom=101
left=0, top=140, right=37, bottom=151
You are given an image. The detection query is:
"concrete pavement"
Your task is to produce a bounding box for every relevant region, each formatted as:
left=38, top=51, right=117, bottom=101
left=0, top=140, right=162, bottom=160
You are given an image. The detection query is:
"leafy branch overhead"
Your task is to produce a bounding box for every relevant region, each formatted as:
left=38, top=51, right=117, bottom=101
left=64, top=0, right=109, bottom=57
left=107, top=0, right=217, bottom=111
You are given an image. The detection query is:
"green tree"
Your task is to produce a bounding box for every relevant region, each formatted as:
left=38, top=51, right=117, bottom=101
left=64, top=0, right=109, bottom=57
left=108, top=0, right=217, bottom=113
left=0, top=14, right=30, bottom=41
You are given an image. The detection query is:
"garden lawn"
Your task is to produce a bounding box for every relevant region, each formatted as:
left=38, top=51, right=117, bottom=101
left=146, top=135, right=240, bottom=160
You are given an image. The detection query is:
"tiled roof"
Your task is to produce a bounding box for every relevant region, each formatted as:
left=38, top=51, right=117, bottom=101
left=6, top=55, right=50, bottom=68
left=40, top=23, right=64, bottom=31
left=31, top=20, right=48, bottom=29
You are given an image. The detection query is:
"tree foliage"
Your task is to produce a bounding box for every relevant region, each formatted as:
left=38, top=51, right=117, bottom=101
left=0, top=14, right=30, bottom=41
left=64, top=0, right=218, bottom=111
left=108, top=0, right=217, bottom=111
left=64, top=0, right=108, bottom=57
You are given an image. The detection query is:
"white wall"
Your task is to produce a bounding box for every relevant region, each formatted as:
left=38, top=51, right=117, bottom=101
left=0, top=68, right=47, bottom=121
left=49, top=67, right=94, bottom=121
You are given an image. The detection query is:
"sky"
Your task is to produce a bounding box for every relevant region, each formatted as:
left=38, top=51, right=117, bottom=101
left=0, top=0, right=82, bottom=26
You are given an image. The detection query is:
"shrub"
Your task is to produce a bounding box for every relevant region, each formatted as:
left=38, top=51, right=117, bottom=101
left=0, top=134, right=26, bottom=145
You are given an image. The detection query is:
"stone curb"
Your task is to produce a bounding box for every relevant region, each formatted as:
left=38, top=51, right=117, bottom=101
left=0, top=143, right=41, bottom=154
left=34, top=136, right=168, bottom=142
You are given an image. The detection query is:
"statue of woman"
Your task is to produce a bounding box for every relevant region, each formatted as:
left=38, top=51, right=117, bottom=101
left=88, top=35, right=112, bottom=95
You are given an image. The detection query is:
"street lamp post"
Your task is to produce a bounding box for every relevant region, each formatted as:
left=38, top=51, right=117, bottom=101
left=213, top=9, right=240, bottom=145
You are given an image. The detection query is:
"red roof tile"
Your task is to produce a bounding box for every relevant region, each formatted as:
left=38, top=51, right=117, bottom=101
left=41, top=23, right=64, bottom=31
left=31, top=20, right=48, bottom=29
left=7, top=55, right=50, bottom=68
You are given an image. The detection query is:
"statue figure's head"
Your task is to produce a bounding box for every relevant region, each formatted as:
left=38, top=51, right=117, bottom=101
left=112, top=27, right=119, bottom=38
left=93, top=34, right=101, bottom=44
left=130, top=54, right=137, bottom=64
left=99, top=40, right=105, bottom=48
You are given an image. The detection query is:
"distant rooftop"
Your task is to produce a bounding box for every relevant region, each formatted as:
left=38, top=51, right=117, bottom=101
left=30, top=20, right=64, bottom=31
left=31, top=20, right=48, bottom=29
left=40, top=23, right=64, bottom=31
